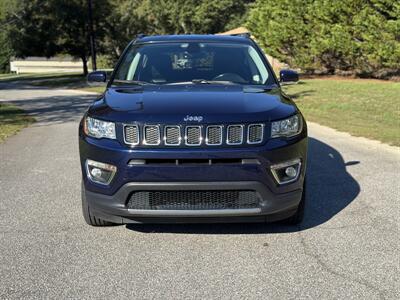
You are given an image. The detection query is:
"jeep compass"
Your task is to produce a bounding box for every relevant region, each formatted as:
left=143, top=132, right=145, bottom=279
left=79, top=34, right=307, bottom=226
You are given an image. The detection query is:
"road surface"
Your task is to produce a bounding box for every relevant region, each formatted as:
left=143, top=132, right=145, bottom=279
left=1, top=83, right=399, bottom=299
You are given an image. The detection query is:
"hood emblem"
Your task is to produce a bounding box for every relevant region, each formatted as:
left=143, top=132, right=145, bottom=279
left=184, top=115, right=203, bottom=122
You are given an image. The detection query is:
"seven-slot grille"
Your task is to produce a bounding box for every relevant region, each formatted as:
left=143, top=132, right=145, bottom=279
left=124, top=124, right=264, bottom=147
left=127, top=190, right=261, bottom=210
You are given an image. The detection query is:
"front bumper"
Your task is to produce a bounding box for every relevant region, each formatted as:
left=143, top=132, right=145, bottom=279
left=84, top=181, right=303, bottom=223
left=79, top=126, right=307, bottom=223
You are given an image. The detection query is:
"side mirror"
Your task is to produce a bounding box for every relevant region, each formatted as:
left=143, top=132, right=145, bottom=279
left=87, top=71, right=107, bottom=83
left=279, top=69, right=299, bottom=85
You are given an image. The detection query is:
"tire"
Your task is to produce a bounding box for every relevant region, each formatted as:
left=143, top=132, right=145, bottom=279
left=285, top=177, right=306, bottom=225
left=81, top=182, right=115, bottom=226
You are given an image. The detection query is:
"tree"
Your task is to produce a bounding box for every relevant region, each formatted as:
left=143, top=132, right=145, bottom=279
left=247, top=0, right=400, bottom=78
left=6, top=0, right=110, bottom=75
left=101, top=0, right=254, bottom=66
left=137, top=0, right=253, bottom=34
left=101, top=0, right=149, bottom=59
left=3, top=0, right=255, bottom=74
left=0, top=0, right=18, bottom=72
left=246, top=0, right=314, bottom=71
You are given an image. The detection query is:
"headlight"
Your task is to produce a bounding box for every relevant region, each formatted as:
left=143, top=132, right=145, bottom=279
left=84, top=116, right=116, bottom=139
left=271, top=114, right=301, bottom=138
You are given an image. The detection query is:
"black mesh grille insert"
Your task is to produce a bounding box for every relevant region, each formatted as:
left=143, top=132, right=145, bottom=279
left=144, top=125, right=160, bottom=145
left=127, top=190, right=260, bottom=210
left=248, top=124, right=263, bottom=144
left=165, top=126, right=181, bottom=145
left=186, top=126, right=201, bottom=145
left=207, top=126, right=222, bottom=145
left=124, top=125, right=139, bottom=145
left=227, top=125, right=243, bottom=144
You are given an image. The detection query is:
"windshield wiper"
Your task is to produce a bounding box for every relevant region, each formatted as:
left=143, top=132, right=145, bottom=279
left=113, top=79, right=155, bottom=86
left=192, top=79, right=237, bottom=85
left=166, top=79, right=237, bottom=85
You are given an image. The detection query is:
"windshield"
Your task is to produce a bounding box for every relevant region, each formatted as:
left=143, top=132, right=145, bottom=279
left=113, top=42, right=274, bottom=85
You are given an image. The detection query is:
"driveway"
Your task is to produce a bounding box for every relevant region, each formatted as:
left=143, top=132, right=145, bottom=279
left=0, top=83, right=399, bottom=299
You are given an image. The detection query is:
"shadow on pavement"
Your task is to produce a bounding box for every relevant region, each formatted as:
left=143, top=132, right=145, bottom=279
left=6, top=94, right=97, bottom=124
left=127, top=137, right=360, bottom=234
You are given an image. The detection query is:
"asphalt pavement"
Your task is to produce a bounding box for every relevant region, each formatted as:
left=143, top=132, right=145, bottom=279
left=0, top=83, right=399, bottom=299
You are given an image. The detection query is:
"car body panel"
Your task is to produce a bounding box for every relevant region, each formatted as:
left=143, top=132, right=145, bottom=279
left=88, top=85, right=297, bottom=125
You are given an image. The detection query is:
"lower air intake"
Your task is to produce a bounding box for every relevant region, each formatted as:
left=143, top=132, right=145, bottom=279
left=127, top=190, right=260, bottom=210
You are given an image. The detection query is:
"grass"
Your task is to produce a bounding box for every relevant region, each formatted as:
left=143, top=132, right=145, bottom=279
left=0, top=73, right=106, bottom=92
left=0, top=72, right=82, bottom=82
left=29, top=74, right=85, bottom=87
left=283, top=79, right=400, bottom=146
left=0, top=103, right=35, bottom=142
left=78, top=86, right=106, bottom=93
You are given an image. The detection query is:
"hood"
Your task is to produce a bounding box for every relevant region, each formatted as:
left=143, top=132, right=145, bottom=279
left=89, top=84, right=297, bottom=124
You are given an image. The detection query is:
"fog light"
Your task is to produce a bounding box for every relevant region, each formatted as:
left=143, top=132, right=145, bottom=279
left=270, top=159, right=301, bottom=185
left=285, top=166, right=297, bottom=178
left=90, top=167, right=102, bottom=178
left=86, top=159, right=117, bottom=185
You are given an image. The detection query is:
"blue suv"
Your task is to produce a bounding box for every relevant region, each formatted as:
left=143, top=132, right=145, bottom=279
left=79, top=34, right=307, bottom=226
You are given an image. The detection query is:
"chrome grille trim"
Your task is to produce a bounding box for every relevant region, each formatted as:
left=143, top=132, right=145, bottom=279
left=143, top=125, right=161, bottom=145
left=164, top=126, right=181, bottom=146
left=206, top=125, right=223, bottom=145
left=247, top=124, right=264, bottom=144
left=185, top=126, right=202, bottom=146
left=123, top=124, right=265, bottom=146
left=123, top=125, right=140, bottom=146
left=226, top=125, right=244, bottom=145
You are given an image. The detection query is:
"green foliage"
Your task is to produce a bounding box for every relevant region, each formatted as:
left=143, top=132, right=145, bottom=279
left=101, top=0, right=150, bottom=59
left=247, top=0, right=314, bottom=69
left=0, top=102, right=35, bottom=142
left=1, top=0, right=252, bottom=71
left=247, top=0, right=400, bottom=77
left=3, top=0, right=396, bottom=78
left=3, top=0, right=110, bottom=74
left=0, top=0, right=17, bottom=72
left=101, top=0, right=253, bottom=63
left=134, top=0, right=251, bottom=34
left=284, top=79, right=400, bottom=145
left=96, top=54, right=115, bottom=69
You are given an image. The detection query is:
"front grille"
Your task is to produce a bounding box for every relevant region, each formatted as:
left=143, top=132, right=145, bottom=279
left=127, top=190, right=260, bottom=210
left=164, top=126, right=181, bottom=145
left=123, top=123, right=265, bottom=147
left=248, top=124, right=264, bottom=144
left=144, top=125, right=160, bottom=145
left=124, top=125, right=139, bottom=145
left=186, top=126, right=202, bottom=145
left=227, top=125, right=243, bottom=145
left=206, top=126, right=222, bottom=145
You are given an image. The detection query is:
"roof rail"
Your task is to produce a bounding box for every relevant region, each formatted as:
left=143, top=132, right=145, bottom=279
left=229, top=33, right=251, bottom=38
left=136, top=33, right=147, bottom=39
